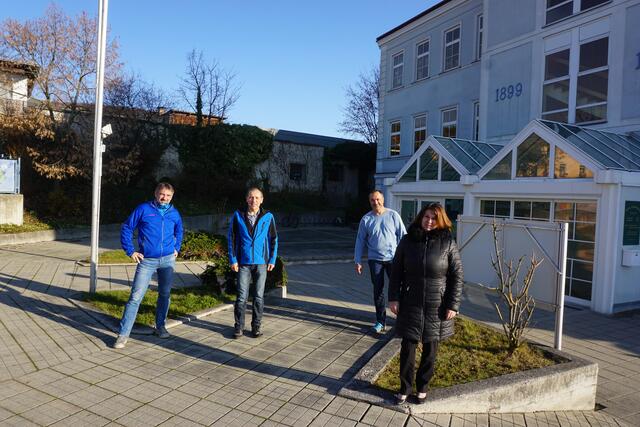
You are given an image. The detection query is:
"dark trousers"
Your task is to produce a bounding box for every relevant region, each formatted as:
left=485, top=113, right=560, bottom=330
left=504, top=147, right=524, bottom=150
left=367, top=260, right=392, bottom=325
left=399, top=339, right=439, bottom=395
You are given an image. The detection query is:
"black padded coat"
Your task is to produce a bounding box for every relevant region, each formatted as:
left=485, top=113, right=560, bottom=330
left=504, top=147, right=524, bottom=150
left=389, top=225, right=464, bottom=342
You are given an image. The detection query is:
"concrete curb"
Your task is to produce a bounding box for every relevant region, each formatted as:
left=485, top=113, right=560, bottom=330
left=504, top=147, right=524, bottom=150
left=339, top=319, right=599, bottom=414
left=74, top=260, right=208, bottom=267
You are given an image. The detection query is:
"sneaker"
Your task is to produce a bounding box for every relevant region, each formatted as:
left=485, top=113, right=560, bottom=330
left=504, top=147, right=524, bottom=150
left=395, top=393, right=408, bottom=405
left=233, top=328, right=243, bottom=339
left=113, top=335, right=128, bottom=349
left=251, top=328, right=262, bottom=338
left=415, top=392, right=427, bottom=404
left=155, top=326, right=170, bottom=339
left=372, top=322, right=385, bottom=334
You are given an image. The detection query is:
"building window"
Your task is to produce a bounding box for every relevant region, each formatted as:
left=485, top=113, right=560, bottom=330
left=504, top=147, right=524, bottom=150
left=443, top=25, right=461, bottom=71
left=546, top=0, right=609, bottom=25
left=416, top=40, right=430, bottom=80
left=484, top=151, right=512, bottom=180
left=473, top=101, right=480, bottom=140
left=441, top=107, right=457, bottom=138
left=399, top=160, right=417, bottom=182
left=480, top=200, right=511, bottom=218
left=554, top=146, right=593, bottom=178
left=390, top=121, right=401, bottom=156
left=576, top=37, right=608, bottom=124
left=542, top=37, right=609, bottom=124
left=516, top=134, right=550, bottom=177
left=413, top=115, right=427, bottom=151
left=441, top=159, right=460, bottom=181
left=623, top=201, right=640, bottom=245
left=419, top=147, right=438, bottom=180
left=514, top=201, right=551, bottom=221
left=542, top=48, right=570, bottom=122
left=289, top=163, right=306, bottom=182
left=476, top=14, right=483, bottom=60
left=392, top=52, right=404, bottom=89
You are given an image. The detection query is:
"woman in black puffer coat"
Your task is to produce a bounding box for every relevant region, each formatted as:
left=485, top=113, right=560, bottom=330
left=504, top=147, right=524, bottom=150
left=388, top=203, right=463, bottom=405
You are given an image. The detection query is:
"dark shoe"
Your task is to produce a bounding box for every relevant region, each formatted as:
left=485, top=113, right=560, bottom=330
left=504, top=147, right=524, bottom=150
left=251, top=328, right=262, bottom=338
left=155, top=327, right=170, bottom=339
left=415, top=392, right=427, bottom=404
left=395, top=393, right=408, bottom=405
left=233, top=328, right=243, bottom=339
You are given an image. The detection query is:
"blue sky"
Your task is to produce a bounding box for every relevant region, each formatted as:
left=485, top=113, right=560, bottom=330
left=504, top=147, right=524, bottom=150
left=2, top=1, right=438, bottom=139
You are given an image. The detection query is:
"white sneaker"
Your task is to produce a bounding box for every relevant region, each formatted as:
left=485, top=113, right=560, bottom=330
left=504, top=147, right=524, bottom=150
left=113, top=335, right=128, bottom=349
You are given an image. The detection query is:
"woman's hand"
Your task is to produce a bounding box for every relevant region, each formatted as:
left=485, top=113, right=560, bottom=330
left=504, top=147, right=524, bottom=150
left=445, top=309, right=457, bottom=320
left=389, top=301, right=399, bottom=315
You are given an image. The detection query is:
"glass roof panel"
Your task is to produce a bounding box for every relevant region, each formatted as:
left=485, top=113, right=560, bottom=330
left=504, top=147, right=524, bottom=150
left=540, top=120, right=640, bottom=171
left=399, top=160, right=417, bottom=182
left=540, top=121, right=623, bottom=169
left=434, top=137, right=476, bottom=173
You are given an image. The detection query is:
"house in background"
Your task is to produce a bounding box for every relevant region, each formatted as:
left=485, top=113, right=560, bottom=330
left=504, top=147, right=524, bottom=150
left=0, top=59, right=39, bottom=113
left=255, top=129, right=371, bottom=205
left=376, top=0, right=640, bottom=314
left=157, top=107, right=223, bottom=126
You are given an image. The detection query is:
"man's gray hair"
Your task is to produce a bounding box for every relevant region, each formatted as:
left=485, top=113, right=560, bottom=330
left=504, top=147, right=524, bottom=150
left=156, top=182, right=175, bottom=193
left=246, top=187, right=264, bottom=197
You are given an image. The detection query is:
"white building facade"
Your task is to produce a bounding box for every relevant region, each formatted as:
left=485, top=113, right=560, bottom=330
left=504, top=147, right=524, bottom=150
left=376, top=0, right=640, bottom=314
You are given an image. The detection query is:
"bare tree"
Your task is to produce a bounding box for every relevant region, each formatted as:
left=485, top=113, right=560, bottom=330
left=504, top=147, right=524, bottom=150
left=339, top=67, right=379, bottom=144
left=178, top=49, right=240, bottom=125
left=0, top=3, right=121, bottom=125
left=489, top=222, right=543, bottom=353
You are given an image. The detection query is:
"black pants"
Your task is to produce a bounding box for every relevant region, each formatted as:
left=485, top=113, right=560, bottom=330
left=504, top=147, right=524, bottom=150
left=399, top=339, right=439, bottom=395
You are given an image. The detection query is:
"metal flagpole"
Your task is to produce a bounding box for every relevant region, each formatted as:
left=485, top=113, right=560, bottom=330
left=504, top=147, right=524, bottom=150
left=555, top=222, right=569, bottom=350
left=89, top=0, right=109, bottom=293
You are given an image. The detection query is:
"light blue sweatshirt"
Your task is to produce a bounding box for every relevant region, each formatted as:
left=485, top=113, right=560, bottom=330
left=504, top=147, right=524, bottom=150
left=354, top=209, right=406, bottom=263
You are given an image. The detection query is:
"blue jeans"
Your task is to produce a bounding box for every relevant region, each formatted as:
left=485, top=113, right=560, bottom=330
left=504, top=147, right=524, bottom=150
left=368, top=259, right=392, bottom=326
left=234, top=264, right=267, bottom=331
left=119, top=254, right=175, bottom=337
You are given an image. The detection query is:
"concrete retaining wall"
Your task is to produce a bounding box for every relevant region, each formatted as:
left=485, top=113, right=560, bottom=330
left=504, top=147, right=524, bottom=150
left=0, top=194, right=23, bottom=225
left=340, top=332, right=598, bottom=414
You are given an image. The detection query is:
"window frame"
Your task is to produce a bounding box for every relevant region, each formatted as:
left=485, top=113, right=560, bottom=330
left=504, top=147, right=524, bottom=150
left=441, top=106, right=458, bottom=138
left=575, top=36, right=609, bottom=125
left=391, top=51, right=404, bottom=89
left=289, top=163, right=306, bottom=183
left=390, top=120, right=401, bottom=156
left=443, top=24, right=461, bottom=72
left=545, top=0, right=610, bottom=26
left=542, top=47, right=571, bottom=123
left=415, top=39, right=430, bottom=81
left=475, top=14, right=483, bottom=61
left=473, top=101, right=480, bottom=141
left=413, top=114, right=427, bottom=152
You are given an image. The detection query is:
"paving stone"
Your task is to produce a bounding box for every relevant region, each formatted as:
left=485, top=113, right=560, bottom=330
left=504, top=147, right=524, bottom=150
left=0, top=388, right=54, bottom=413
left=323, top=396, right=369, bottom=421
left=72, top=365, right=122, bottom=384
left=96, top=372, right=146, bottom=394
left=205, top=385, right=253, bottom=408
left=0, top=415, right=39, bottom=426
left=360, top=405, right=409, bottom=426
left=309, top=412, right=357, bottom=427
left=116, top=403, right=172, bottom=426
left=38, top=375, right=92, bottom=398
left=236, top=392, right=287, bottom=418
left=178, top=399, right=230, bottom=425
left=60, top=384, right=115, bottom=408
left=88, top=394, right=144, bottom=420
left=122, top=381, right=172, bottom=403
left=158, top=415, right=205, bottom=427
left=50, top=410, right=111, bottom=426
left=148, top=389, right=201, bottom=415
left=176, top=376, right=224, bottom=399
left=20, top=399, right=83, bottom=426
left=0, top=379, right=30, bottom=400
left=210, top=408, right=265, bottom=426
left=150, top=370, right=197, bottom=389
left=289, top=387, right=335, bottom=412
left=18, top=369, right=67, bottom=388
left=257, top=379, right=306, bottom=401
left=228, top=372, right=274, bottom=393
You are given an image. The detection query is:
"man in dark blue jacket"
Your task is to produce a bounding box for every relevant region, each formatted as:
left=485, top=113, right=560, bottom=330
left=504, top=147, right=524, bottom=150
left=113, top=182, right=184, bottom=349
left=228, top=188, right=278, bottom=338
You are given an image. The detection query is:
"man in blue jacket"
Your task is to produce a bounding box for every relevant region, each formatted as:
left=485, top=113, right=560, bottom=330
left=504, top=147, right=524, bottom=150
left=228, top=188, right=278, bottom=338
left=113, top=182, right=184, bottom=349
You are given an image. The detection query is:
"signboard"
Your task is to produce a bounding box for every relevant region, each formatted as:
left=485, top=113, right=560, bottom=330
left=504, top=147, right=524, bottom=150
left=0, top=159, right=19, bottom=193
left=623, top=201, right=640, bottom=246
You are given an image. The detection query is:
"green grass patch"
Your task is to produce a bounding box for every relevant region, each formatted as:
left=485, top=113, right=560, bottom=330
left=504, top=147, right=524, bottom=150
left=82, top=286, right=235, bottom=327
left=93, top=249, right=133, bottom=264
left=0, top=211, right=54, bottom=234
left=374, top=317, right=560, bottom=393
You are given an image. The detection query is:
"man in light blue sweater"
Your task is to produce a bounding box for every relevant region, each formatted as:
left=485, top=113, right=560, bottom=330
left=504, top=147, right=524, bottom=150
left=355, top=190, right=406, bottom=334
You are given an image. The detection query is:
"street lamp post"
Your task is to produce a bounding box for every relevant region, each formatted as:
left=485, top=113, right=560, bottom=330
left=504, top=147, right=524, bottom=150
left=89, top=0, right=110, bottom=293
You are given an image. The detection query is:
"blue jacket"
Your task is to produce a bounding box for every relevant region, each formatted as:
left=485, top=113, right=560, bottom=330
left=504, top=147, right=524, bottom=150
left=121, top=201, right=184, bottom=258
left=228, top=208, right=278, bottom=265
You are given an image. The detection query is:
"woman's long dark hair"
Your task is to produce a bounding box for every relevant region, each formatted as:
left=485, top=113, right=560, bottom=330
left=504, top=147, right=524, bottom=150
left=411, top=203, right=453, bottom=231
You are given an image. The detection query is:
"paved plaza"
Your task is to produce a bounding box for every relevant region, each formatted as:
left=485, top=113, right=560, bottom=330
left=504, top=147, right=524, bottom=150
left=0, top=226, right=637, bottom=426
